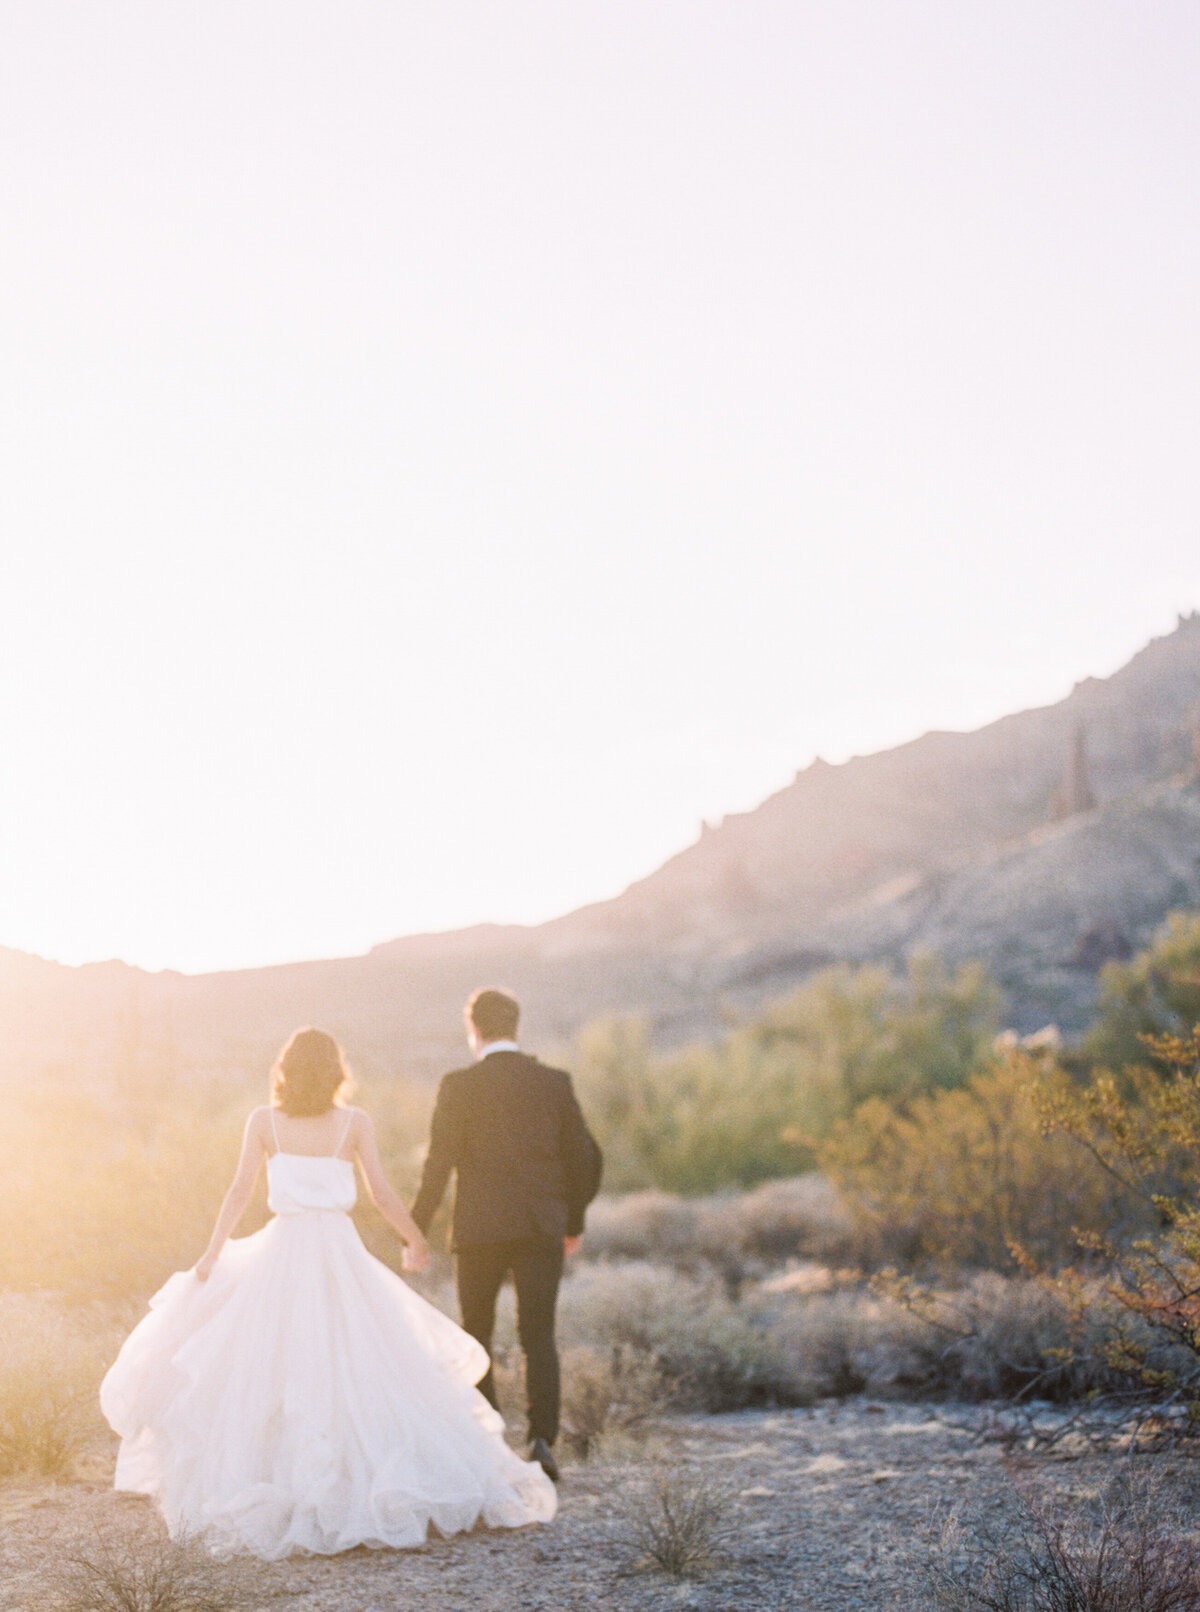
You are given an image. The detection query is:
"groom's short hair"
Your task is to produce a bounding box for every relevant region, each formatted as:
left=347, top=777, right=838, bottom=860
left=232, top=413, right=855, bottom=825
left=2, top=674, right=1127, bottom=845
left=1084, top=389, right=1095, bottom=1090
left=466, top=988, right=520, bottom=1042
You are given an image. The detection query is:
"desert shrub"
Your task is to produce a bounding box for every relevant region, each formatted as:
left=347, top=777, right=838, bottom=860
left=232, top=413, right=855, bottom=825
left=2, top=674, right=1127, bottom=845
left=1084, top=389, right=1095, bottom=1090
left=731, top=1173, right=857, bottom=1264
left=1034, top=1027, right=1200, bottom=1422
left=483, top=1332, right=668, bottom=1458
left=559, top=1261, right=810, bottom=1409
left=571, top=1017, right=662, bottom=1192
left=762, top=1287, right=891, bottom=1398
left=878, top=1272, right=1131, bottom=1404
left=819, top=1051, right=1136, bottom=1270
left=756, top=1273, right=1123, bottom=1404
left=45, top=1520, right=260, bottom=1612
left=557, top=1259, right=1137, bottom=1409
left=582, top=1174, right=856, bottom=1284
left=564, top=1260, right=1002, bottom=1407
left=921, top=1471, right=1200, bottom=1611
left=558, top=1344, right=667, bottom=1458
left=573, top=1016, right=814, bottom=1192
left=849, top=1024, right=1200, bottom=1428
left=0, top=1295, right=113, bottom=1477
left=574, top=955, right=1001, bottom=1194
left=627, top=1465, right=737, bottom=1579
left=583, top=1191, right=713, bottom=1267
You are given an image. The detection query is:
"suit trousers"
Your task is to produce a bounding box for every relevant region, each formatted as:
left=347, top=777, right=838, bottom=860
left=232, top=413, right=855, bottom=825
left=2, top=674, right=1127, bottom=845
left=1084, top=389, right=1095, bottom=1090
left=455, top=1236, right=564, bottom=1446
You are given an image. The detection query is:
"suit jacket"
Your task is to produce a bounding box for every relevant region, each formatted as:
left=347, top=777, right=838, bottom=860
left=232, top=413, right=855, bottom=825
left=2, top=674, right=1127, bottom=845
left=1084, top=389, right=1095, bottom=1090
left=411, top=1049, right=603, bottom=1249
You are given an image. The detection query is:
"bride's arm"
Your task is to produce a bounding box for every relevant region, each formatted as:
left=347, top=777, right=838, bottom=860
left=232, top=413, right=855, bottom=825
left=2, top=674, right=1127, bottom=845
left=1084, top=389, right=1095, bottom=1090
left=351, top=1111, right=431, bottom=1272
left=194, top=1109, right=270, bottom=1281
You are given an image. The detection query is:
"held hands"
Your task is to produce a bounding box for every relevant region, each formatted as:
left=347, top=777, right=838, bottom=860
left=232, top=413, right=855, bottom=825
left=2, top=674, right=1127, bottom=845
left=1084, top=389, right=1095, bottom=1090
left=563, top=1236, right=582, bottom=1257
left=402, top=1235, right=431, bottom=1274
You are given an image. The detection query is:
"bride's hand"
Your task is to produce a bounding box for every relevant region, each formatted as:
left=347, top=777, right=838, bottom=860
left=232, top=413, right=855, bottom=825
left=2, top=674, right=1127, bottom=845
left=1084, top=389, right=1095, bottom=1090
left=402, top=1237, right=430, bottom=1274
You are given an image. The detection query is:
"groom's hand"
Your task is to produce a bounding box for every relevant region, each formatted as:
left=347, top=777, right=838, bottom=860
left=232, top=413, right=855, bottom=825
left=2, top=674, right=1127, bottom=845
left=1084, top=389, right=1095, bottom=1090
left=563, top=1236, right=582, bottom=1257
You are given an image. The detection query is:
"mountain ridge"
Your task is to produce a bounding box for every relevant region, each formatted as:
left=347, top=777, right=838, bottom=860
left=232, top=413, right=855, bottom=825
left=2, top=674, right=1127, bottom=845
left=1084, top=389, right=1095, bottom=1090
left=4, top=613, right=1199, bottom=1082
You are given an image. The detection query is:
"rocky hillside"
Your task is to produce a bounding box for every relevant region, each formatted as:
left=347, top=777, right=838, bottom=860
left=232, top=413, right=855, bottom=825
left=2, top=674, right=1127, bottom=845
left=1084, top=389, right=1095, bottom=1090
left=543, top=612, right=1200, bottom=959
left=4, top=614, right=1200, bottom=1084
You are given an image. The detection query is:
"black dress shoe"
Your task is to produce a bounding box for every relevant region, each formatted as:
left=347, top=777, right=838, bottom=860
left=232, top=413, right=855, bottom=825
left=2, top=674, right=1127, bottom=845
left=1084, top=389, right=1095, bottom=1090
left=529, top=1437, right=559, bottom=1482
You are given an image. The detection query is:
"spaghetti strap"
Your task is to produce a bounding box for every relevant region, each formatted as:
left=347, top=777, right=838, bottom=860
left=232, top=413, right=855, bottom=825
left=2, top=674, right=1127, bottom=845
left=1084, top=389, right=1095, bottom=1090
left=269, top=1107, right=280, bottom=1154
left=335, top=1107, right=355, bottom=1158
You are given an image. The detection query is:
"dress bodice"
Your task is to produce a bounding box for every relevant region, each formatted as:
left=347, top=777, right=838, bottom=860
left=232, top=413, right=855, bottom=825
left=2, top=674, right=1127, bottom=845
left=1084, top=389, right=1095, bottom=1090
left=267, top=1153, right=357, bottom=1216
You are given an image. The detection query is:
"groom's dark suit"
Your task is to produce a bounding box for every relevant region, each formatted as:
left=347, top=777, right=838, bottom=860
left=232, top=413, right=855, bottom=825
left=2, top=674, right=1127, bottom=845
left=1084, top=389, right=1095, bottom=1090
left=411, top=1046, right=602, bottom=1445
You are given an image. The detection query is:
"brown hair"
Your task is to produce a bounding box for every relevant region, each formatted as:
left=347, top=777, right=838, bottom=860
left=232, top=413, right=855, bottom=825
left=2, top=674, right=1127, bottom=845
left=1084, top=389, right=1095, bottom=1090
left=465, top=987, right=520, bottom=1043
left=270, top=1027, right=351, bottom=1117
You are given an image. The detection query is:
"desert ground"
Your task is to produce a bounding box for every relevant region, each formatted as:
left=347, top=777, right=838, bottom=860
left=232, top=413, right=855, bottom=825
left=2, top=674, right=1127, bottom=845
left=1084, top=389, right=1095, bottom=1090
left=6, top=1400, right=1190, bottom=1612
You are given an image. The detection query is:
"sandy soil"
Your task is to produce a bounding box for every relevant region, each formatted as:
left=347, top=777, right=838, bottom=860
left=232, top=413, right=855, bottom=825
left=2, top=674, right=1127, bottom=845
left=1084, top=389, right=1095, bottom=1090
left=0, top=1402, right=1178, bottom=1611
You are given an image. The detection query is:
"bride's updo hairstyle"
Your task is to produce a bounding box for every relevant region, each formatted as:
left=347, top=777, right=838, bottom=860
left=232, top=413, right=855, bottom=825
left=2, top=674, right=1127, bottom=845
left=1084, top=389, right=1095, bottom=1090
left=271, top=1027, right=351, bottom=1117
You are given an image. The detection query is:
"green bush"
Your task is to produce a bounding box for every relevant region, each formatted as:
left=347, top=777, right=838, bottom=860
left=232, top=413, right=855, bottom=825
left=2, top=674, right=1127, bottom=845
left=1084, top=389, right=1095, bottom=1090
left=1035, top=1026, right=1200, bottom=1422
left=1083, top=912, right=1200, bottom=1071
left=818, top=1052, right=1135, bottom=1270
left=575, top=955, right=1001, bottom=1195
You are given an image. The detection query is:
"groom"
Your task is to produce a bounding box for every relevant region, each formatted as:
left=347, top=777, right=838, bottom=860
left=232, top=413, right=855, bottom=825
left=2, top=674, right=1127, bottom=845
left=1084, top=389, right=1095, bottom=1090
left=411, top=987, right=603, bottom=1481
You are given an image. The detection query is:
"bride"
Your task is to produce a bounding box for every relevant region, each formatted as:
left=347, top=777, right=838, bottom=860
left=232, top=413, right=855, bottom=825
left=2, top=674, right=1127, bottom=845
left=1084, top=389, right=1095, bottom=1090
left=100, top=1027, right=557, bottom=1559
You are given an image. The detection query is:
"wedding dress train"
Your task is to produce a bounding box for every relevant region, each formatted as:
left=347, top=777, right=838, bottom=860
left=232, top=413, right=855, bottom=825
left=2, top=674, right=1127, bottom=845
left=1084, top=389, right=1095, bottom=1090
left=100, top=1135, right=556, bottom=1558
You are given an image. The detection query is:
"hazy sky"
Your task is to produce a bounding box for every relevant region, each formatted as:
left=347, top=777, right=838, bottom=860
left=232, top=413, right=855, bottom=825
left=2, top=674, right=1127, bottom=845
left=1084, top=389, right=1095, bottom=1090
left=2, top=1, right=1198, bottom=974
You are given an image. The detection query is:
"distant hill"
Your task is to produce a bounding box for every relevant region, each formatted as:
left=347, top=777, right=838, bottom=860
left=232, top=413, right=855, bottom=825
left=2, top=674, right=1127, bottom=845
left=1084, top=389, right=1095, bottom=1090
left=4, top=613, right=1200, bottom=1085
left=542, top=611, right=1200, bottom=956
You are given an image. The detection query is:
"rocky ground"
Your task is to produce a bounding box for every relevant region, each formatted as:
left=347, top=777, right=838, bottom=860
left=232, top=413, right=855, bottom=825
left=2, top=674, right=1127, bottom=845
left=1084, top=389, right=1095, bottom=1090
left=4, top=1400, right=1192, bottom=1612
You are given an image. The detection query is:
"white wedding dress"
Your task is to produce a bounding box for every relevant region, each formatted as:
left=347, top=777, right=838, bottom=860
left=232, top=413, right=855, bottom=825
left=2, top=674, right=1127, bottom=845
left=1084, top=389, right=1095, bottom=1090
left=100, top=1117, right=556, bottom=1559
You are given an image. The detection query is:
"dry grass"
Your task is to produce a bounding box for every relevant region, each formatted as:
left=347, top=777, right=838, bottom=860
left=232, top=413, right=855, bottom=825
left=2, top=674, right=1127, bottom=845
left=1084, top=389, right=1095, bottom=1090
left=922, top=1471, right=1200, bottom=1612
left=558, top=1344, right=667, bottom=1458
left=626, top=1465, right=737, bottom=1579
left=43, top=1520, right=262, bottom=1612
left=0, top=1294, right=114, bottom=1477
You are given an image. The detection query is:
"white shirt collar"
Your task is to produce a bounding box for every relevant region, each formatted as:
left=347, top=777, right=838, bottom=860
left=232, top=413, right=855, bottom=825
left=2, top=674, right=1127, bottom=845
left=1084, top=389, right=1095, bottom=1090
left=476, top=1038, right=520, bottom=1059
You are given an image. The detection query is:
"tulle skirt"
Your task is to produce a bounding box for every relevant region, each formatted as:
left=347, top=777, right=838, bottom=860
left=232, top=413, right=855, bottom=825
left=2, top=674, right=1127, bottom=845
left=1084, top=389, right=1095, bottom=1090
left=100, top=1211, right=556, bottom=1558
